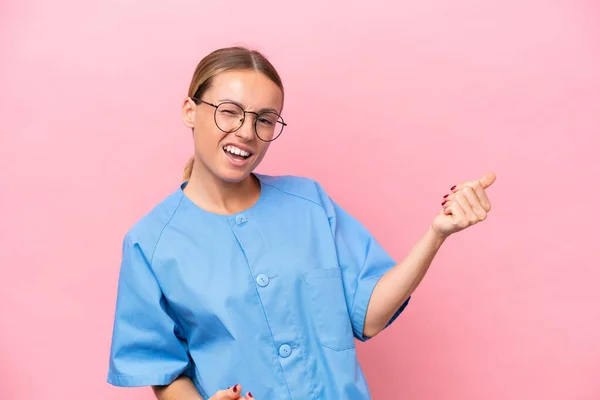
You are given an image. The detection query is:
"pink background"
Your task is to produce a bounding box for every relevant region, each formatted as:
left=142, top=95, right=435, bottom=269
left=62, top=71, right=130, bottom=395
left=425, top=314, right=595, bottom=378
left=2, top=0, right=599, bottom=399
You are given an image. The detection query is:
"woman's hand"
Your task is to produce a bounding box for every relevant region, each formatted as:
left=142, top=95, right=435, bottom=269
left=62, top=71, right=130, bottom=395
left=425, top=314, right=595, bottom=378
left=431, top=172, right=496, bottom=239
left=209, top=384, right=254, bottom=400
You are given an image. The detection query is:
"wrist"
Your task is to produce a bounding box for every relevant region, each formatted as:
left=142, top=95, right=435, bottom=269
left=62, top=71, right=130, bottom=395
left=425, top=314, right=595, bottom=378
left=427, top=224, right=449, bottom=246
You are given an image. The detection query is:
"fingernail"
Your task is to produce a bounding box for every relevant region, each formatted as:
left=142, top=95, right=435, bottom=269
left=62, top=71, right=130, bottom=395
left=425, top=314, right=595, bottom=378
left=232, top=384, right=238, bottom=393
left=450, top=185, right=456, bottom=190
left=443, top=194, right=449, bottom=198
left=442, top=201, right=447, bottom=206
left=248, top=392, right=253, bottom=398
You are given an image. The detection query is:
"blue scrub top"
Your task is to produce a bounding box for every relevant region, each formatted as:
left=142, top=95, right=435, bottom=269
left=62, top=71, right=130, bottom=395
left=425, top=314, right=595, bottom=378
left=107, top=173, right=410, bottom=399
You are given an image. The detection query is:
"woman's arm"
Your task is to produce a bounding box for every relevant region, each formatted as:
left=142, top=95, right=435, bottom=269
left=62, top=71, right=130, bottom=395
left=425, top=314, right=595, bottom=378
left=153, top=378, right=249, bottom=400
left=363, top=226, right=445, bottom=337
left=363, top=173, right=495, bottom=338
left=153, top=376, right=204, bottom=400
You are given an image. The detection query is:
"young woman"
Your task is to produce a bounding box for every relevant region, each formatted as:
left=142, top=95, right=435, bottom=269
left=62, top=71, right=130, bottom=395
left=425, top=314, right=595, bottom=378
left=107, top=46, right=496, bottom=400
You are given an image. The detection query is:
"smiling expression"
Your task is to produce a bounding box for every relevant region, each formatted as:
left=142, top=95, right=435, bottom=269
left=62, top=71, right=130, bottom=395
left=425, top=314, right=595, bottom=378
left=183, top=69, right=284, bottom=183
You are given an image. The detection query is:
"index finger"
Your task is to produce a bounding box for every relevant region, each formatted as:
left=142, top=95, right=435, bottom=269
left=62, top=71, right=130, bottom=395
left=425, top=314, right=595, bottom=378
left=212, top=385, right=243, bottom=400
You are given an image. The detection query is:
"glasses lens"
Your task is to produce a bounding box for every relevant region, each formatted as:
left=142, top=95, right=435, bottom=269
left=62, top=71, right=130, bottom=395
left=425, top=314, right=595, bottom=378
left=215, top=103, right=244, bottom=132
left=255, top=112, right=284, bottom=141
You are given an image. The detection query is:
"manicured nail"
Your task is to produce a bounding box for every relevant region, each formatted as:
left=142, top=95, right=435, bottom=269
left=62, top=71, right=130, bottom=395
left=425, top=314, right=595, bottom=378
left=442, top=201, right=447, bottom=206
left=443, top=194, right=449, bottom=198
left=450, top=185, right=456, bottom=190
left=232, top=384, right=238, bottom=393
left=248, top=392, right=253, bottom=398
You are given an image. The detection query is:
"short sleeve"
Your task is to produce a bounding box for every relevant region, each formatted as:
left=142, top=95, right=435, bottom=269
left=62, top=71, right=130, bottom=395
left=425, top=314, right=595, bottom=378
left=107, top=233, right=194, bottom=387
left=317, top=184, right=410, bottom=342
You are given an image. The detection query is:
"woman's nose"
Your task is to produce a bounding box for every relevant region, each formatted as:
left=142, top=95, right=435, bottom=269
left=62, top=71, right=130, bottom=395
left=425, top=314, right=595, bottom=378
left=234, top=116, right=256, bottom=140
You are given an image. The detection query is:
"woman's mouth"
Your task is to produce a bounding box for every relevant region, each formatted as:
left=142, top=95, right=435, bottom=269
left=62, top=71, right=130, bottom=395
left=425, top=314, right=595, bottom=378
left=223, top=145, right=253, bottom=167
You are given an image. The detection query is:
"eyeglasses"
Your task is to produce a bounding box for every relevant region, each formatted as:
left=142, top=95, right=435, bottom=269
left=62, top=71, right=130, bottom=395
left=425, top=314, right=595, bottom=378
left=191, top=98, right=287, bottom=142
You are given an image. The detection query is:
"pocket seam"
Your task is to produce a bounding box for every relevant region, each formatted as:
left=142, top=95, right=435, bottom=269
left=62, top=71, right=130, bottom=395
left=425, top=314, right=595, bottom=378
left=320, top=341, right=356, bottom=351
left=303, top=267, right=341, bottom=284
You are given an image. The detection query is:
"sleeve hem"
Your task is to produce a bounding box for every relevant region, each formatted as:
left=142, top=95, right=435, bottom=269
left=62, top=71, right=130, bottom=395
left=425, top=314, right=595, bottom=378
left=107, top=370, right=182, bottom=387
left=351, top=274, right=411, bottom=342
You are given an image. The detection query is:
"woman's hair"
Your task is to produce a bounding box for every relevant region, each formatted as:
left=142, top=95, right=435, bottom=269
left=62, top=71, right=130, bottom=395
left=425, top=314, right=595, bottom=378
left=182, top=46, right=285, bottom=181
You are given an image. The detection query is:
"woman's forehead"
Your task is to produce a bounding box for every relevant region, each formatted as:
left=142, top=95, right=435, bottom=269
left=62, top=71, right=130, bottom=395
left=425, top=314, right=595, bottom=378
left=209, top=70, right=283, bottom=109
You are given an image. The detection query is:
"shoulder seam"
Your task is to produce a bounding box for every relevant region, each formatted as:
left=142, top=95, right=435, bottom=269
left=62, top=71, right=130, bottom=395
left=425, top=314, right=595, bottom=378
left=148, top=192, right=185, bottom=267
left=260, top=179, right=328, bottom=214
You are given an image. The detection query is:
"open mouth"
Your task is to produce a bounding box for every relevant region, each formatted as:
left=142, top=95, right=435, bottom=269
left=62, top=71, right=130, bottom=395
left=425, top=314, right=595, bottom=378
left=223, top=145, right=253, bottom=162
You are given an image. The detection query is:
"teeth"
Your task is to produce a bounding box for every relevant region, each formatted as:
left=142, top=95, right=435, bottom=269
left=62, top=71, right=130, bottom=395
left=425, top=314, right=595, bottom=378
left=224, top=145, right=250, bottom=157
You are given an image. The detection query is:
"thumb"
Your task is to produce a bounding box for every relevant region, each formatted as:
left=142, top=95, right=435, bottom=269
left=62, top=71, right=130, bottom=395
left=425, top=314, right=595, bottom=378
left=479, top=172, right=496, bottom=189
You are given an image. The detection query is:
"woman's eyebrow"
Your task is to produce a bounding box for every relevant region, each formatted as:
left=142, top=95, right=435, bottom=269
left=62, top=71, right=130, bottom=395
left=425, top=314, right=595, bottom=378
left=218, top=98, right=280, bottom=114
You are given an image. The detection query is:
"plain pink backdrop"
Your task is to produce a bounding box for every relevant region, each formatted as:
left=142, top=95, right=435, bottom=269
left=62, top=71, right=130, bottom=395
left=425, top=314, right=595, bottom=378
left=1, top=0, right=599, bottom=399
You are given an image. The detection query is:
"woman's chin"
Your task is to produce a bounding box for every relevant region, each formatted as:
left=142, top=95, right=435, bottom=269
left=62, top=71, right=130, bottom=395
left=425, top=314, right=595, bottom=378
left=217, top=167, right=253, bottom=184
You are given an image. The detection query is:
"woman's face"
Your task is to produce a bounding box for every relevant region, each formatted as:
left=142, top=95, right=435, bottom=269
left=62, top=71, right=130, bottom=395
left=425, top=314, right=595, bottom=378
left=182, top=69, right=284, bottom=184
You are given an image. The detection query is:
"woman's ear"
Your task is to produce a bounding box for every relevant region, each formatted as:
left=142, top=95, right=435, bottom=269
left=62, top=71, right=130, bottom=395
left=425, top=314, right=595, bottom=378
left=182, top=97, right=196, bottom=129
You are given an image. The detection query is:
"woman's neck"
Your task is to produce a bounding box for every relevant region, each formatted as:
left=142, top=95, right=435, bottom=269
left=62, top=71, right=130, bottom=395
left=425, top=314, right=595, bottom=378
left=183, top=162, right=261, bottom=215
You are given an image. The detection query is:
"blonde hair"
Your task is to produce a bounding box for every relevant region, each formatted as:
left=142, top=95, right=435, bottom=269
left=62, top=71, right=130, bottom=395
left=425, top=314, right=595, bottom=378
left=182, top=46, right=285, bottom=181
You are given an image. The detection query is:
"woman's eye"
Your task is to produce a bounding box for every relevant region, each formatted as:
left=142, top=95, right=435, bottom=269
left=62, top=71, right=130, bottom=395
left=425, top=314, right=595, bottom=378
left=258, top=118, right=274, bottom=125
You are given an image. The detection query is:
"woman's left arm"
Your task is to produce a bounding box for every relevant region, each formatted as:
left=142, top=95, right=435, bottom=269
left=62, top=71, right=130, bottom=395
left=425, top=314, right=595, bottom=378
left=363, top=172, right=496, bottom=338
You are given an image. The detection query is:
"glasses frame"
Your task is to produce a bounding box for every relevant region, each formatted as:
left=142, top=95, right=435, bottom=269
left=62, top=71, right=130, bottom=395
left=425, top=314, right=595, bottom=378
left=191, top=97, right=287, bottom=142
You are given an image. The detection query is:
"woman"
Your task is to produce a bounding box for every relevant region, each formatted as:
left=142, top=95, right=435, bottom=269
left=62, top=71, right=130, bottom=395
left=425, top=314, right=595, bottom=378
left=107, top=46, right=495, bottom=400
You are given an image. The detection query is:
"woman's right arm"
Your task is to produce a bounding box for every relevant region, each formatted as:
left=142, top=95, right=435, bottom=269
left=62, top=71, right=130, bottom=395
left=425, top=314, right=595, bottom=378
left=108, top=234, right=208, bottom=397
left=153, top=378, right=250, bottom=400
left=153, top=376, right=203, bottom=400
left=108, top=235, right=252, bottom=400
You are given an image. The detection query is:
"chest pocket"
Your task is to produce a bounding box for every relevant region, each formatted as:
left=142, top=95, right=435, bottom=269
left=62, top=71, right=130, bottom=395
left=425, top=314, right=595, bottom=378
left=303, top=268, right=356, bottom=351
